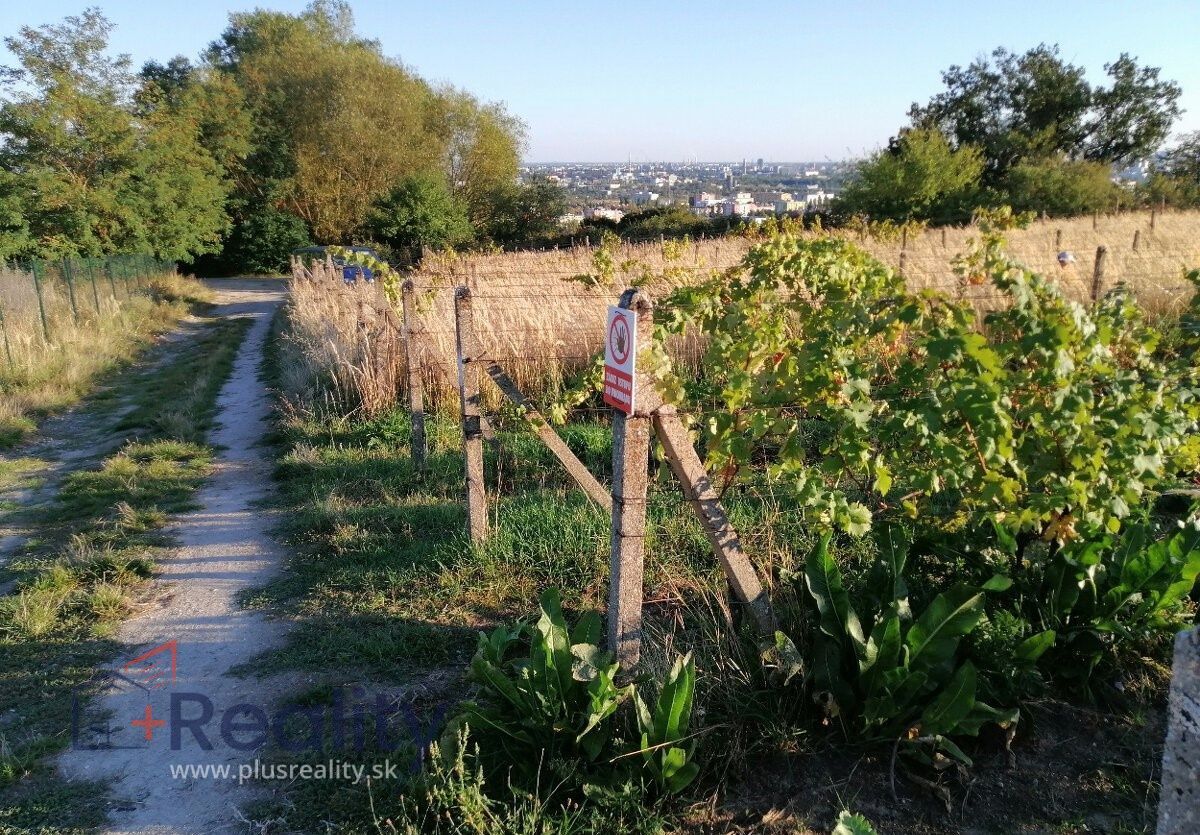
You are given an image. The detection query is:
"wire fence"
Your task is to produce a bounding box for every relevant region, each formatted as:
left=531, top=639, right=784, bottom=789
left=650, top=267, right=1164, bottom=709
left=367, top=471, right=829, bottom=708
left=0, top=254, right=176, bottom=369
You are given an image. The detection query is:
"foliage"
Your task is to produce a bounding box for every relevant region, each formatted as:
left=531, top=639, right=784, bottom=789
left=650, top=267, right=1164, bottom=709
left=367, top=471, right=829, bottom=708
left=1146, top=131, right=1200, bottom=207
left=206, top=1, right=523, bottom=247
left=455, top=588, right=629, bottom=777
left=1016, top=510, right=1200, bottom=688
left=836, top=128, right=983, bottom=223
left=364, top=173, right=473, bottom=255
left=218, top=205, right=309, bottom=274
left=1000, top=156, right=1122, bottom=217
left=633, top=653, right=699, bottom=794
left=909, top=45, right=1181, bottom=182
left=658, top=220, right=1197, bottom=543
left=451, top=589, right=698, bottom=797
left=833, top=810, right=879, bottom=835
left=794, top=532, right=1018, bottom=763
left=485, top=178, right=569, bottom=246
left=0, top=10, right=233, bottom=259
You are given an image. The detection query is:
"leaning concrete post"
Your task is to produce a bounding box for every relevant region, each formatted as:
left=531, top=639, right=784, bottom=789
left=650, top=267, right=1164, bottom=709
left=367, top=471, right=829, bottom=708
left=608, top=289, right=654, bottom=668
left=454, top=286, right=487, bottom=542
left=401, top=280, right=427, bottom=474
left=1158, top=626, right=1200, bottom=835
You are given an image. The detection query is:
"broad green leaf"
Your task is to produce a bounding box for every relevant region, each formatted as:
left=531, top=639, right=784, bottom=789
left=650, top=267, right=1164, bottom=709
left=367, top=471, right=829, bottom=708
left=919, top=661, right=977, bottom=736
left=805, top=534, right=865, bottom=652
left=1014, top=630, right=1056, bottom=662
left=833, top=810, right=879, bottom=835
left=905, top=585, right=985, bottom=670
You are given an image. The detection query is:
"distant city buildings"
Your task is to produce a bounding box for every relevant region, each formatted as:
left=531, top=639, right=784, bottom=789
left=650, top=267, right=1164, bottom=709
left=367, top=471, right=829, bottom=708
left=524, top=159, right=846, bottom=216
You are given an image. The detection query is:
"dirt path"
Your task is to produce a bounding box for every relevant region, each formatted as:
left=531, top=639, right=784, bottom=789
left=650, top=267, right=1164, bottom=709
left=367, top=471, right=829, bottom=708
left=59, top=279, right=294, bottom=834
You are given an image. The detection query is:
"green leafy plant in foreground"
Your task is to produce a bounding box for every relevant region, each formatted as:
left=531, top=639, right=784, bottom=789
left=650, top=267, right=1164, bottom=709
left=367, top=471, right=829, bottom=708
left=656, top=214, right=1198, bottom=544
left=793, top=532, right=1018, bottom=765
left=457, top=588, right=625, bottom=770
left=1019, top=509, right=1200, bottom=687
left=453, top=589, right=698, bottom=796
left=634, top=653, right=699, bottom=794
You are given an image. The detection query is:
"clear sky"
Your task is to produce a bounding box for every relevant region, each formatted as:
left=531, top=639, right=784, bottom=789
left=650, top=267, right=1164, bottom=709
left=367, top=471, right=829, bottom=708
left=2, top=1, right=1198, bottom=162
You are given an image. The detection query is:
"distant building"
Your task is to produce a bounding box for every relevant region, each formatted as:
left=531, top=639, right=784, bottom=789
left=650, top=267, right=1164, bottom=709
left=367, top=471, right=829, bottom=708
left=632, top=191, right=660, bottom=206
left=584, top=207, right=625, bottom=223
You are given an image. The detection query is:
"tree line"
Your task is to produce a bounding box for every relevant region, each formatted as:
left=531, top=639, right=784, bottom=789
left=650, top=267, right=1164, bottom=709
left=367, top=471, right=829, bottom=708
left=835, top=45, right=1197, bottom=223
left=0, top=2, right=565, bottom=273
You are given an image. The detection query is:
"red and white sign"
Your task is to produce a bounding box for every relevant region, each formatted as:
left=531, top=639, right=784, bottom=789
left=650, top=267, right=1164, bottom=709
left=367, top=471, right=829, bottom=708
left=603, top=306, right=637, bottom=414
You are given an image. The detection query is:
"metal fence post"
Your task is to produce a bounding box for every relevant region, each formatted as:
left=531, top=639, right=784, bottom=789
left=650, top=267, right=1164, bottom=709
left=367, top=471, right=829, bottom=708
left=30, top=260, right=51, bottom=342
left=454, top=286, right=487, bottom=542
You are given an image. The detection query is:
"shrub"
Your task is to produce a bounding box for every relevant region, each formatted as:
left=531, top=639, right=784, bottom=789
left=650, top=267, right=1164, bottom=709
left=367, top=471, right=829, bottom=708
left=448, top=589, right=698, bottom=798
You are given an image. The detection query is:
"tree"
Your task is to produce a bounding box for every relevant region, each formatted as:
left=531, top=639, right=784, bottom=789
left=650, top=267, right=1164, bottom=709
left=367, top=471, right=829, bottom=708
left=437, top=88, right=525, bottom=230
left=1144, top=131, right=1200, bottom=207
left=835, top=128, right=984, bottom=222
left=204, top=2, right=522, bottom=246
left=0, top=10, right=233, bottom=259
left=365, top=173, right=473, bottom=255
left=1000, top=157, right=1121, bottom=217
left=485, top=178, right=568, bottom=245
left=219, top=206, right=309, bottom=274
left=1086, top=55, right=1182, bottom=164
left=909, top=45, right=1180, bottom=183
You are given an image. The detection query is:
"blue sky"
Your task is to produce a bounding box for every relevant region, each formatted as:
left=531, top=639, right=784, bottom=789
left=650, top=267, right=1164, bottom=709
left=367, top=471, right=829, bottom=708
left=2, top=1, right=1198, bottom=162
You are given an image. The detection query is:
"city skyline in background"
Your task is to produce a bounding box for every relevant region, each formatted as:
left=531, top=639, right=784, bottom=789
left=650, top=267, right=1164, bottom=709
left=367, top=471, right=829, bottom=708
left=2, top=0, right=1199, bottom=162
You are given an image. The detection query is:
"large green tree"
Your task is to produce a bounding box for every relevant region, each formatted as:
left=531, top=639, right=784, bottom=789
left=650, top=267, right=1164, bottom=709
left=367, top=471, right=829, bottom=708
left=365, top=173, right=473, bottom=257
left=203, top=1, right=523, bottom=248
left=909, top=45, right=1181, bottom=183
left=0, top=9, right=232, bottom=259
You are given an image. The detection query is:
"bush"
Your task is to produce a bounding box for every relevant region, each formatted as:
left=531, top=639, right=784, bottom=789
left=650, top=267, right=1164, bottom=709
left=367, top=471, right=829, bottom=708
left=216, top=206, right=310, bottom=275
left=447, top=589, right=698, bottom=799
left=999, top=156, right=1122, bottom=216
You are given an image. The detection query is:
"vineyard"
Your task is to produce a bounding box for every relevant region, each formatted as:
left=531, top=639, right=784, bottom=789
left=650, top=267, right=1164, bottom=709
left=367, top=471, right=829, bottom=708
left=263, top=208, right=1200, bottom=833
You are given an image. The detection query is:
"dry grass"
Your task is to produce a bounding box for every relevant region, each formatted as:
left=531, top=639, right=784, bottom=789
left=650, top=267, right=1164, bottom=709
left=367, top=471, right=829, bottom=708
left=0, top=264, right=212, bottom=445
left=284, top=209, right=1200, bottom=414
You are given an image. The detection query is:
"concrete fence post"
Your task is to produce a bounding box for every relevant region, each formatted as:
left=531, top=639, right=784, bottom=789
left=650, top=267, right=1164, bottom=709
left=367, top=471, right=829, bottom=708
left=608, top=289, right=654, bottom=668
left=454, top=286, right=487, bottom=542
left=1090, top=246, right=1108, bottom=302
left=401, top=279, right=427, bottom=475
left=1158, top=626, right=1200, bottom=834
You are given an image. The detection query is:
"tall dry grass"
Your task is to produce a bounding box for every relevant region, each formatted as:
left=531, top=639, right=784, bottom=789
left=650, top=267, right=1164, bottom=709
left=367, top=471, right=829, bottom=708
left=283, top=209, right=1200, bottom=416
left=279, top=257, right=406, bottom=418
left=0, top=263, right=211, bottom=446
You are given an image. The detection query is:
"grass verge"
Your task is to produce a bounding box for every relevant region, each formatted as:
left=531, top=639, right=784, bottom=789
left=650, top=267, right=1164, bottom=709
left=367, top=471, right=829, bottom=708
left=0, top=272, right=213, bottom=449
left=0, top=314, right=251, bottom=832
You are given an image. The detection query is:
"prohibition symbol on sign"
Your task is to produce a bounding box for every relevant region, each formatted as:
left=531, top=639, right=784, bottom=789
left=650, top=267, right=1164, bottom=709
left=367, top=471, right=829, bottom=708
left=608, top=314, right=631, bottom=365
left=603, top=305, right=637, bottom=415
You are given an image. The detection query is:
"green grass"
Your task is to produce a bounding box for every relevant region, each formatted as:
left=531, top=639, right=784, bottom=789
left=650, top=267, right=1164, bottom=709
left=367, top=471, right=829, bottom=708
left=251, top=372, right=1170, bottom=833
left=0, top=315, right=250, bottom=831
left=0, top=273, right=214, bottom=450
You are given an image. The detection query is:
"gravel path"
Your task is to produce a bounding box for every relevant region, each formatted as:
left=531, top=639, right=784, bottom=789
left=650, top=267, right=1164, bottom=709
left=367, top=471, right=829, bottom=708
left=59, top=279, right=293, bottom=834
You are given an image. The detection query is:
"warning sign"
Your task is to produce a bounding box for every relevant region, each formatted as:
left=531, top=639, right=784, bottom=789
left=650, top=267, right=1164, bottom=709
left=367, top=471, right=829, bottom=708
left=603, top=306, right=637, bottom=414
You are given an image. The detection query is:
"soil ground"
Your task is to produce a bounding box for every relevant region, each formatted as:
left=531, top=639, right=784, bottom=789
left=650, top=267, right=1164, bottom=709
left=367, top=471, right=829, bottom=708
left=55, top=280, right=295, bottom=833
